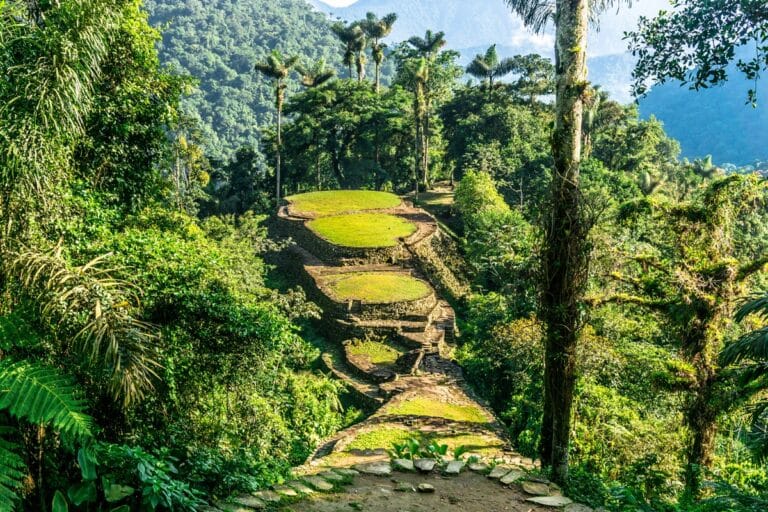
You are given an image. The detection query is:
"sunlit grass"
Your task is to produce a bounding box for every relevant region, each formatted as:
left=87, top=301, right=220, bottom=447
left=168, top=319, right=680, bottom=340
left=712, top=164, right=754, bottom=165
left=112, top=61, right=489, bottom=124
left=286, top=190, right=401, bottom=216
left=383, top=397, right=489, bottom=423
left=346, top=426, right=414, bottom=451
left=321, top=272, right=431, bottom=303
left=307, top=213, right=416, bottom=248
left=347, top=340, right=402, bottom=365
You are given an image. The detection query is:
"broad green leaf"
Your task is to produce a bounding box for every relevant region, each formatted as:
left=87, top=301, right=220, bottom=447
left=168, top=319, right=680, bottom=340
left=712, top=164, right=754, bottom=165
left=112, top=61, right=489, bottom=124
left=67, top=481, right=97, bottom=506
left=77, top=448, right=97, bottom=481
left=52, top=490, right=68, bottom=512
left=105, top=483, right=134, bottom=503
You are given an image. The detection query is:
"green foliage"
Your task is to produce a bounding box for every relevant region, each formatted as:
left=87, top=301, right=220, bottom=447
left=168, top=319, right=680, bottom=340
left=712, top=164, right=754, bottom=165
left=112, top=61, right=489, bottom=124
left=388, top=437, right=449, bottom=462
left=0, top=425, right=25, bottom=512
left=0, top=360, right=93, bottom=440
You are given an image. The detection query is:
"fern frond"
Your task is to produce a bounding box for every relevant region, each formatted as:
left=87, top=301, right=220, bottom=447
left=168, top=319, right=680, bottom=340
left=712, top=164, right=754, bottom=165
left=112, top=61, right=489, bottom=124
left=9, top=247, right=160, bottom=407
left=0, top=425, right=26, bottom=512
left=0, top=360, right=93, bottom=439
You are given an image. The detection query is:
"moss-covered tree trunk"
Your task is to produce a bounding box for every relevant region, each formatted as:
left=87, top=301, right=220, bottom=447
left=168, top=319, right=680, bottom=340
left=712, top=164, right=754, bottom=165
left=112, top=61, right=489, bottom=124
left=684, top=307, right=728, bottom=495
left=539, top=0, right=590, bottom=484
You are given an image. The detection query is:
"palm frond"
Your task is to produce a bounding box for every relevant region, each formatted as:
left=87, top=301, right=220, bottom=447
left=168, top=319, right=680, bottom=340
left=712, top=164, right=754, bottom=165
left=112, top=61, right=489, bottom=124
left=722, top=327, right=768, bottom=366
left=0, top=425, right=26, bottom=512
left=0, top=360, right=93, bottom=439
left=466, top=58, right=491, bottom=80
left=504, top=0, right=555, bottom=34
left=10, top=247, right=160, bottom=407
left=736, top=293, right=768, bottom=322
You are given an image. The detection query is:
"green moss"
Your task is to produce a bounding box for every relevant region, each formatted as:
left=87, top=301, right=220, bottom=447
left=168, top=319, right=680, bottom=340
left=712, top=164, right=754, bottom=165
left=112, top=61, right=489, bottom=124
left=348, top=340, right=402, bottom=365
left=307, top=213, right=417, bottom=248
left=345, top=426, right=414, bottom=451
left=286, top=190, right=401, bottom=217
left=322, top=272, right=431, bottom=303
left=383, top=397, right=489, bottom=423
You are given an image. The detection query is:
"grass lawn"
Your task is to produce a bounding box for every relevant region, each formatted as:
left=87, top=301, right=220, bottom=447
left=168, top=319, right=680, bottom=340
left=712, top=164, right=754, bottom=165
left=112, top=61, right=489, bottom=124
left=345, top=426, right=414, bottom=452
left=307, top=213, right=416, bottom=248
left=348, top=340, right=402, bottom=365
left=322, top=272, right=431, bottom=303
left=286, top=190, right=401, bottom=216
left=383, top=397, right=489, bottom=423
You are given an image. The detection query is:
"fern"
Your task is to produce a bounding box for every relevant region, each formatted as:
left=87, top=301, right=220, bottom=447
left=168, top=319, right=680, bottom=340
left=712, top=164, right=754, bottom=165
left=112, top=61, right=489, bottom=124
left=0, top=425, right=25, bottom=512
left=0, top=360, right=93, bottom=440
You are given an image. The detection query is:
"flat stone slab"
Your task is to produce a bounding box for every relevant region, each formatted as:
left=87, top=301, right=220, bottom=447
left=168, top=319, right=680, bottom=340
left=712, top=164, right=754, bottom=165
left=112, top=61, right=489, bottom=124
left=232, top=495, right=266, bottom=509
left=303, top=476, right=334, bottom=491
left=500, top=470, right=525, bottom=485
left=527, top=496, right=574, bottom=507
left=355, top=461, right=392, bottom=476
left=318, top=471, right=345, bottom=482
left=273, top=485, right=298, bottom=498
left=332, top=468, right=360, bottom=477
left=414, top=459, right=436, bottom=473
left=253, top=490, right=281, bottom=503
left=565, top=504, right=594, bottom=512
left=522, top=481, right=551, bottom=496
left=488, top=465, right=513, bottom=479
left=286, top=481, right=315, bottom=494
left=417, top=483, right=436, bottom=493
left=395, top=482, right=416, bottom=492
left=468, top=462, right=490, bottom=473
left=393, top=458, right=415, bottom=472
left=443, top=460, right=465, bottom=475
left=217, top=503, right=252, bottom=512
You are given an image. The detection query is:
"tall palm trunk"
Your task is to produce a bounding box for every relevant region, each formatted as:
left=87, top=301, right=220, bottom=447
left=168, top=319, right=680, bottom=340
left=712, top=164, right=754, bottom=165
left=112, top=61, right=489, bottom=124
left=538, top=0, right=590, bottom=484
left=375, top=61, right=381, bottom=93
left=275, top=83, right=284, bottom=201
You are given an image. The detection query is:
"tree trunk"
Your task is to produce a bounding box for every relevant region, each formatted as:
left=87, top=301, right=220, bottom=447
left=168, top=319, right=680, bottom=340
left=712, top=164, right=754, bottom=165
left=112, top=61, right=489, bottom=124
left=686, top=383, right=718, bottom=495
left=538, top=0, right=590, bottom=485
left=684, top=320, right=721, bottom=496
left=276, top=90, right=283, bottom=202
left=375, top=62, right=381, bottom=93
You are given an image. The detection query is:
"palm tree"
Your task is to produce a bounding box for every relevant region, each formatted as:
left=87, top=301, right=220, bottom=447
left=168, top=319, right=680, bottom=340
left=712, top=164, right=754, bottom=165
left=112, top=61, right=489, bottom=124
left=331, top=22, right=367, bottom=82
left=407, top=29, right=447, bottom=59
left=361, top=12, right=397, bottom=93
left=466, top=45, right=515, bottom=91
left=407, top=30, right=447, bottom=190
left=254, top=50, right=299, bottom=202
left=297, top=58, right=336, bottom=88
left=504, top=0, right=629, bottom=485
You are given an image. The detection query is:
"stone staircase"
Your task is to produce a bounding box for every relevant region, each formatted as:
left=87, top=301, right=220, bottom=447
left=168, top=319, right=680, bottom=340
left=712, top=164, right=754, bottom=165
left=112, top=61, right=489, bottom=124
left=208, top=194, right=594, bottom=511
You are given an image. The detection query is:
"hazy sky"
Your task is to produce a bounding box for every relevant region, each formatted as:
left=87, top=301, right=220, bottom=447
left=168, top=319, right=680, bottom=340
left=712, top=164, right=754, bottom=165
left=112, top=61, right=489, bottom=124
left=321, top=0, right=358, bottom=6
left=321, top=0, right=672, bottom=17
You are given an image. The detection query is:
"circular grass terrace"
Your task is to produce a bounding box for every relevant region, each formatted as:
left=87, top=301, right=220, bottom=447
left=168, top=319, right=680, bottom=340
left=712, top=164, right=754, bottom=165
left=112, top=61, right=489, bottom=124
left=321, top=272, right=431, bottom=304
left=286, top=190, right=402, bottom=217
left=307, top=212, right=417, bottom=248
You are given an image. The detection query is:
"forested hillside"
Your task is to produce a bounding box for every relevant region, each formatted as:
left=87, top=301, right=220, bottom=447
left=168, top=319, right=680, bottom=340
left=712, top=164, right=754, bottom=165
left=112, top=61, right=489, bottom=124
left=640, top=69, right=768, bottom=166
left=144, top=0, right=343, bottom=160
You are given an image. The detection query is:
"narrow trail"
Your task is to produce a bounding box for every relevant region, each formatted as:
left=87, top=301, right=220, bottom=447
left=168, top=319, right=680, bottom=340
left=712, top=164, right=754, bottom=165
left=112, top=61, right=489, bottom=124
left=211, top=191, right=593, bottom=512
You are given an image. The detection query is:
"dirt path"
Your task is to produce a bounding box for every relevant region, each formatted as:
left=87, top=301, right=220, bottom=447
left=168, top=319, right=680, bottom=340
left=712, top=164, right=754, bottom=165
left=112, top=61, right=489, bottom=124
left=281, top=472, right=554, bottom=512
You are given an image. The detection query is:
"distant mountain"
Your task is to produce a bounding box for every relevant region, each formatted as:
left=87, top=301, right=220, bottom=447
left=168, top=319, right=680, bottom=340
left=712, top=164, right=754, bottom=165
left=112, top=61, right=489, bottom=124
left=640, top=73, right=768, bottom=166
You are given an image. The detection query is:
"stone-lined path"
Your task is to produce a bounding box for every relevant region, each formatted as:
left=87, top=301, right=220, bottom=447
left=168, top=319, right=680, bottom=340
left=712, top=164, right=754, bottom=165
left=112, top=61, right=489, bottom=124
left=210, top=191, right=594, bottom=511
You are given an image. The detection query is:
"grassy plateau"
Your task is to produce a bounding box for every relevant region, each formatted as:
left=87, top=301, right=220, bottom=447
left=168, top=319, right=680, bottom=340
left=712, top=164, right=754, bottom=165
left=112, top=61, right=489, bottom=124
left=286, top=190, right=401, bottom=217
left=307, top=213, right=417, bottom=248
left=322, top=272, right=431, bottom=303
left=347, top=340, right=402, bottom=365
